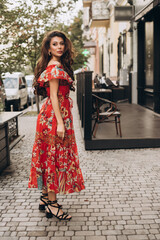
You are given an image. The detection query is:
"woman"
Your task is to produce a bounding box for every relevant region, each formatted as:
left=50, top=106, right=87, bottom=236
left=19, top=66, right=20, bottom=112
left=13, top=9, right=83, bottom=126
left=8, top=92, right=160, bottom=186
left=28, top=30, right=85, bottom=221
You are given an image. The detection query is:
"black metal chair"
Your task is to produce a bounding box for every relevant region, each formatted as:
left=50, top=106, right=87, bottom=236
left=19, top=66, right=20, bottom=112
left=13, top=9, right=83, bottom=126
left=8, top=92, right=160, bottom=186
left=92, top=93, right=122, bottom=138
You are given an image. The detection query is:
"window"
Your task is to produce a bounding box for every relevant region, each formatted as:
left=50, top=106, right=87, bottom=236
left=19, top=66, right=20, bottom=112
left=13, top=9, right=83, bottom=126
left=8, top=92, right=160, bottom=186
left=3, top=78, right=18, bottom=89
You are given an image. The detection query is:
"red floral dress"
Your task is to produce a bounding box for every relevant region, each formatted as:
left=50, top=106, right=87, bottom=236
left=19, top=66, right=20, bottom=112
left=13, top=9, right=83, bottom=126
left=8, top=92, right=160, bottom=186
left=28, top=64, right=85, bottom=194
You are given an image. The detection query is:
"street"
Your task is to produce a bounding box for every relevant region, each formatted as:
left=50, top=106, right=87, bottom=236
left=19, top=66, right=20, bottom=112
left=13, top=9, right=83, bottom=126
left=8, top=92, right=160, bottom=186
left=0, top=91, right=160, bottom=240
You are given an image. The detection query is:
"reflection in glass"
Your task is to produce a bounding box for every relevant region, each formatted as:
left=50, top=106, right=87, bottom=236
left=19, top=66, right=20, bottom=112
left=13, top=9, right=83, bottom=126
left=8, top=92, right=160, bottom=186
left=3, top=78, right=18, bottom=89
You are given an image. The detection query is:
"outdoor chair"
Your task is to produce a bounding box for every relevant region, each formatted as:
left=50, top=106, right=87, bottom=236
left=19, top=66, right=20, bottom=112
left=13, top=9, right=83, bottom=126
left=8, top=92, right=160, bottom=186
left=92, top=93, right=122, bottom=138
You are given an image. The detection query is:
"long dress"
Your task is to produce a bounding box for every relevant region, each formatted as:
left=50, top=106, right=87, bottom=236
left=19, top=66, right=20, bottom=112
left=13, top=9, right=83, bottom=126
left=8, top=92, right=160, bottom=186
left=28, top=64, right=85, bottom=194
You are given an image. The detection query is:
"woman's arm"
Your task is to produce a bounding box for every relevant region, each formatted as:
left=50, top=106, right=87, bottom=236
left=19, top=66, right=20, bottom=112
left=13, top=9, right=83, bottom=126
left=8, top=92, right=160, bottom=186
left=49, top=78, right=65, bottom=139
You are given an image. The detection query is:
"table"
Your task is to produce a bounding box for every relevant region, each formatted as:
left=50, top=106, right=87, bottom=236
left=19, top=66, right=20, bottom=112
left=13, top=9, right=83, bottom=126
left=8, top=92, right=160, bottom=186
left=92, top=87, right=125, bottom=102
left=92, top=88, right=112, bottom=100
left=0, top=112, right=22, bottom=173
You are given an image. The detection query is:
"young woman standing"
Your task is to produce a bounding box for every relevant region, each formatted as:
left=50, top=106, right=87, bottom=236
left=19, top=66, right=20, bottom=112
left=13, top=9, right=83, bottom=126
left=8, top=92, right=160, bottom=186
left=28, top=30, right=85, bottom=221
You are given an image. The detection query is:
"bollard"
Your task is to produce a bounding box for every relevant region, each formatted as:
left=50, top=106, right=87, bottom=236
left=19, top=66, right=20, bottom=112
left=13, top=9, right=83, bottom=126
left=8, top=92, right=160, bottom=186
left=10, top=105, right=13, bottom=112
left=31, top=97, right=33, bottom=109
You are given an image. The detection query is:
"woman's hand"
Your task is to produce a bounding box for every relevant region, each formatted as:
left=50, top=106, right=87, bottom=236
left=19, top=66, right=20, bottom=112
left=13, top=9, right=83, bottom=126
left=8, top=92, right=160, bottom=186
left=57, top=122, right=65, bottom=139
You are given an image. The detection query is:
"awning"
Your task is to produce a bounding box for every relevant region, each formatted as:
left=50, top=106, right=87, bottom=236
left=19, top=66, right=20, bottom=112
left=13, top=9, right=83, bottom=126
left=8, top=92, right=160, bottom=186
left=134, top=0, right=160, bottom=21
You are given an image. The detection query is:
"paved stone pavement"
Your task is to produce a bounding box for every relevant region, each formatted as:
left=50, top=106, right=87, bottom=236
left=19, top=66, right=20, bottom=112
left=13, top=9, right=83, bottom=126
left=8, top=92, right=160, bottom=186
left=0, top=91, right=160, bottom=240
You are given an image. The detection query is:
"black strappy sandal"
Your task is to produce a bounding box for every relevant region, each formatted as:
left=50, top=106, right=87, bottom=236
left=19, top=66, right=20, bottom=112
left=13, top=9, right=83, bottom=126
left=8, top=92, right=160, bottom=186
left=39, top=193, right=63, bottom=211
left=46, top=200, right=72, bottom=221
left=39, top=192, right=48, bottom=210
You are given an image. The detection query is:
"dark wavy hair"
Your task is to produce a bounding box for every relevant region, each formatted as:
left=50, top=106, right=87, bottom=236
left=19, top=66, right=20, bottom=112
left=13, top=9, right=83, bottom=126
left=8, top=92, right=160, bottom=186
left=33, top=30, right=75, bottom=96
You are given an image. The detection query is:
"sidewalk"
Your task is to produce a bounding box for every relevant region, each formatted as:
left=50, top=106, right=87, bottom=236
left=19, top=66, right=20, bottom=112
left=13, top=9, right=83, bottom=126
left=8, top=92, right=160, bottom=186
left=0, top=91, right=160, bottom=240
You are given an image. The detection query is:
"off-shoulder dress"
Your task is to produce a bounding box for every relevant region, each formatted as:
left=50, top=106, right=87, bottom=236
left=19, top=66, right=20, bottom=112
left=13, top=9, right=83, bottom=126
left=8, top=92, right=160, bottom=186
left=28, top=64, right=85, bottom=194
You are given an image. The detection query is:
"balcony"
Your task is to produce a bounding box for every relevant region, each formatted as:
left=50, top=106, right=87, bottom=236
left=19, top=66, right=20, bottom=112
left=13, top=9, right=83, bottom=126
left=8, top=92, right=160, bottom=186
left=89, top=1, right=110, bottom=28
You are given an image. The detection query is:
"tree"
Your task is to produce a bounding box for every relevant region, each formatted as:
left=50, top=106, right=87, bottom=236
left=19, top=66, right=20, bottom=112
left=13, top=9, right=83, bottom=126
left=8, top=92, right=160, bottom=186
left=67, top=10, right=90, bottom=70
left=55, top=11, right=90, bottom=71
left=0, top=0, right=80, bottom=75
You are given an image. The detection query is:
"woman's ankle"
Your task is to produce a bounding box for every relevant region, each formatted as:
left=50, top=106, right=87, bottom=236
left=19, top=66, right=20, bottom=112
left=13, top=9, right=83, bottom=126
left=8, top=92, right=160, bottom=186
left=48, top=191, right=57, bottom=202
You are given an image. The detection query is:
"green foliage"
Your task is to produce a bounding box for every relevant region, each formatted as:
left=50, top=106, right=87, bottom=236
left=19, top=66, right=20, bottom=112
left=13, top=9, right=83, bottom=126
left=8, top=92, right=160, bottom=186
left=54, top=11, right=90, bottom=71
left=0, top=0, right=89, bottom=75
left=67, top=11, right=90, bottom=70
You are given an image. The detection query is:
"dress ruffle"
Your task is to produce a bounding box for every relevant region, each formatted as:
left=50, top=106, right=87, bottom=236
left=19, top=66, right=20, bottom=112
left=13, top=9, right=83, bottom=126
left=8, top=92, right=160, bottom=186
left=29, top=136, right=85, bottom=194
left=37, top=64, right=73, bottom=87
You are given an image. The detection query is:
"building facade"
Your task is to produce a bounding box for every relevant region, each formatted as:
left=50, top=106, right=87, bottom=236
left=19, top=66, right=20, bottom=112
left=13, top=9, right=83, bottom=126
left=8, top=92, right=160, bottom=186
left=82, top=0, right=160, bottom=113
left=135, top=0, right=160, bottom=113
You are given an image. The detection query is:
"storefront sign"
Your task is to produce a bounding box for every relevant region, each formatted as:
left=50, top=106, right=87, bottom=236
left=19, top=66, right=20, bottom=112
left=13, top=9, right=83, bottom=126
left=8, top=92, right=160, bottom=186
left=134, top=0, right=153, bottom=15
left=91, top=1, right=109, bottom=20
left=134, top=0, right=155, bottom=21
left=82, top=49, right=90, bottom=56
left=135, top=3, right=154, bottom=21
left=114, top=6, right=134, bottom=21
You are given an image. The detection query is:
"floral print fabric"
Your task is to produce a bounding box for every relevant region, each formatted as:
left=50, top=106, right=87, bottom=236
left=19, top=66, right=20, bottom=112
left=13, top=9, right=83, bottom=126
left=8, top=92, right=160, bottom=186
left=28, top=65, right=85, bottom=194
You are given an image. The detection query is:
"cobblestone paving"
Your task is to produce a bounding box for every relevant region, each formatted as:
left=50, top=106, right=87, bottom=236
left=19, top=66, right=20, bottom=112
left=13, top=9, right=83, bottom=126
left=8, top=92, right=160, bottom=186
left=0, top=91, right=160, bottom=240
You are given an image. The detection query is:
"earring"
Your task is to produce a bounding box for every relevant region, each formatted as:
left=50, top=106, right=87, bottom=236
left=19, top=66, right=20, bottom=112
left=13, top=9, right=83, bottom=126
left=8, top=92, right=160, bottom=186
left=49, top=52, right=52, bottom=56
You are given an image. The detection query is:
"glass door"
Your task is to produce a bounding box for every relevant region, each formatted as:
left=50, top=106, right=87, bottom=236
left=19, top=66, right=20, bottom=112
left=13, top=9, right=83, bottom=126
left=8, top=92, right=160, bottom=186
left=144, top=21, right=154, bottom=109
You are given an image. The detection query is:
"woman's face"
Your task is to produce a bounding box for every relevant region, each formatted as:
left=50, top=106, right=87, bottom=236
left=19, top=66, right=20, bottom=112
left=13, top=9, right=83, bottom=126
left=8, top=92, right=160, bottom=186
left=49, top=36, right=65, bottom=58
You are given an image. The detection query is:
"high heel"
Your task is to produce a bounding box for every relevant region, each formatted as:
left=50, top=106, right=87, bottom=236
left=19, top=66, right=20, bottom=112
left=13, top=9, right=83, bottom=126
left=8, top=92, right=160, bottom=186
left=46, top=200, right=72, bottom=221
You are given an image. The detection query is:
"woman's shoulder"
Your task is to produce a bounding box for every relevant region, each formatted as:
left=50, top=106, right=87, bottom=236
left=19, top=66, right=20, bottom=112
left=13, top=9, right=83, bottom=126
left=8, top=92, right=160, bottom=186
left=40, top=63, right=63, bottom=78
left=47, top=61, right=62, bottom=68
left=38, top=63, right=73, bottom=85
